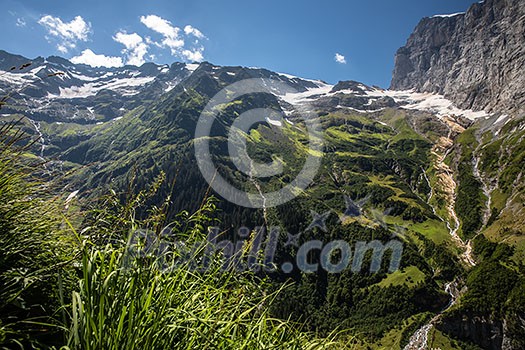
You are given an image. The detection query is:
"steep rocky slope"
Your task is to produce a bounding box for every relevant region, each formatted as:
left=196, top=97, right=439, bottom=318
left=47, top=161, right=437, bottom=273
left=390, top=2, right=525, bottom=348
left=391, top=0, right=525, bottom=115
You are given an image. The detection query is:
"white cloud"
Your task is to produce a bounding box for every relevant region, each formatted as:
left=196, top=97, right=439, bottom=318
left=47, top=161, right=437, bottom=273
left=334, top=53, right=346, bottom=64
left=162, top=37, right=185, bottom=53
left=140, top=14, right=179, bottom=39
left=57, top=44, right=68, bottom=54
left=182, top=48, right=204, bottom=62
left=38, top=15, right=91, bottom=53
left=113, top=31, right=149, bottom=66
left=140, top=14, right=205, bottom=62
left=184, top=25, right=205, bottom=39
left=140, top=15, right=184, bottom=54
left=114, top=32, right=143, bottom=48
left=70, top=49, right=123, bottom=68
left=16, top=18, right=26, bottom=27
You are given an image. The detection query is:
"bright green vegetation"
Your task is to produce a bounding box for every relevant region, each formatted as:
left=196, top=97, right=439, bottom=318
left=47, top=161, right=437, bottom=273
left=7, top=60, right=525, bottom=349
left=0, top=123, right=347, bottom=349
left=440, top=235, right=525, bottom=350
left=69, top=241, right=341, bottom=349
left=454, top=128, right=486, bottom=240
left=426, top=329, right=480, bottom=350
left=474, top=118, right=525, bottom=262
left=386, top=216, right=451, bottom=245
left=344, top=313, right=430, bottom=349
left=0, top=122, right=74, bottom=347
left=52, top=94, right=459, bottom=347
left=245, top=111, right=462, bottom=346
left=33, top=95, right=458, bottom=347
left=376, top=266, right=426, bottom=288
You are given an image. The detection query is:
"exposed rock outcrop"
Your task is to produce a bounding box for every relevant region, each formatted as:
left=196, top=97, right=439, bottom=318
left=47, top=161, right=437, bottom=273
left=391, top=0, right=525, bottom=115
left=437, top=313, right=504, bottom=350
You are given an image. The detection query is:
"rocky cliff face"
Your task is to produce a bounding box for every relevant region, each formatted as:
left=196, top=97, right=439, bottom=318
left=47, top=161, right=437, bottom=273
left=391, top=0, right=525, bottom=115
left=437, top=313, right=504, bottom=350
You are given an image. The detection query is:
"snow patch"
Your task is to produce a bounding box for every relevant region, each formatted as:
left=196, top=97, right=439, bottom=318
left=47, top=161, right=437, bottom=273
left=495, top=114, right=509, bottom=124
left=431, top=12, right=464, bottom=18
left=265, top=117, right=282, bottom=127
left=58, top=85, right=96, bottom=99
left=281, top=84, right=488, bottom=121
left=0, top=71, right=33, bottom=85
left=55, top=76, right=155, bottom=99
left=165, top=83, right=177, bottom=92
left=29, top=66, right=45, bottom=75
left=186, top=63, right=200, bottom=73
left=69, top=72, right=99, bottom=81
left=365, top=89, right=488, bottom=120
left=331, top=88, right=364, bottom=95
left=280, top=82, right=333, bottom=105
left=365, top=98, right=377, bottom=106
left=278, top=72, right=326, bottom=85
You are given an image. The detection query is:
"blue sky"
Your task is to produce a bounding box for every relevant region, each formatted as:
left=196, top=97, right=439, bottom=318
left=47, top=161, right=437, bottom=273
left=2, top=0, right=478, bottom=87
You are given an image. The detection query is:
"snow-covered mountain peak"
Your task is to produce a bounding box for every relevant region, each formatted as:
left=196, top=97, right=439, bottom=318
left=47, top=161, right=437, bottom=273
left=0, top=50, right=492, bottom=125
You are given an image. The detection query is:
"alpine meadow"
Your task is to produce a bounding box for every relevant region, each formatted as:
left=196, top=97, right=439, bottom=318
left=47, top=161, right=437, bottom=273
left=0, top=0, right=524, bottom=349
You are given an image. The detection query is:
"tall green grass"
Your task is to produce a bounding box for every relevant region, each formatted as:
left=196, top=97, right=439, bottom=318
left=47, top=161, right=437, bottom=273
left=66, top=241, right=342, bottom=349
left=0, top=121, right=73, bottom=348
left=64, top=187, right=345, bottom=349
left=0, top=121, right=349, bottom=349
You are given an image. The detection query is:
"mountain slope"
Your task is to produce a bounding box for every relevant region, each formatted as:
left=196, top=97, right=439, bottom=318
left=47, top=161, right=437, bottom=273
left=1, top=20, right=524, bottom=346
left=0, top=50, right=192, bottom=123
left=45, top=61, right=490, bottom=348
left=389, top=1, right=525, bottom=348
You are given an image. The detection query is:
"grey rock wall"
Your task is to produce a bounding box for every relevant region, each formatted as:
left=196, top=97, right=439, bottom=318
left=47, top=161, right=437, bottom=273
left=391, top=0, right=525, bottom=115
